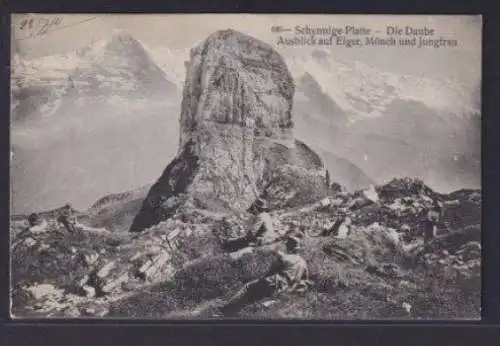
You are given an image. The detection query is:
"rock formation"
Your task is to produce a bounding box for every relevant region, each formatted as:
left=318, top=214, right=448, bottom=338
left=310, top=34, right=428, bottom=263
left=130, top=29, right=329, bottom=233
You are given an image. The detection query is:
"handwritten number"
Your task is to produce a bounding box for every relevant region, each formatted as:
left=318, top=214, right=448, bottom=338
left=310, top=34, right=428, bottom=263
left=19, top=16, right=63, bottom=38
left=20, top=18, right=34, bottom=30
left=37, top=18, right=50, bottom=35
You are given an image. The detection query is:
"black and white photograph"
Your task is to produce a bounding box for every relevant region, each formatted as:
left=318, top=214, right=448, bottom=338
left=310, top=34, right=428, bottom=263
left=10, top=14, right=481, bottom=320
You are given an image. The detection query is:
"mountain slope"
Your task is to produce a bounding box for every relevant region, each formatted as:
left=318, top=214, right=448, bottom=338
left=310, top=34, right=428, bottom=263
left=316, top=149, right=375, bottom=191
left=294, top=63, right=481, bottom=191
left=10, top=33, right=181, bottom=214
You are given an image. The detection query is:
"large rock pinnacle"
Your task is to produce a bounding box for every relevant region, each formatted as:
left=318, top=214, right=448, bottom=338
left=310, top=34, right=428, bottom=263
left=130, top=29, right=328, bottom=233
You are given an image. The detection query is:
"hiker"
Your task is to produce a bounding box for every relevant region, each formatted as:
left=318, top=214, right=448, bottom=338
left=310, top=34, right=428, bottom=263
left=12, top=213, right=48, bottom=249
left=400, top=224, right=412, bottom=242
left=422, top=199, right=442, bottom=244
left=287, top=222, right=305, bottom=239
left=219, top=199, right=276, bottom=252
left=217, top=217, right=252, bottom=253
left=217, top=235, right=310, bottom=316
left=246, top=199, right=276, bottom=246
left=27, top=212, right=48, bottom=233
left=57, top=204, right=78, bottom=233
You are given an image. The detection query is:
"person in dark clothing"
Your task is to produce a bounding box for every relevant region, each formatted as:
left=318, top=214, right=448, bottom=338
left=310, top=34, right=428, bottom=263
left=12, top=212, right=47, bottom=249
left=218, top=217, right=252, bottom=252
left=219, top=199, right=277, bottom=253
left=28, top=212, right=41, bottom=227
left=246, top=199, right=276, bottom=246
left=423, top=199, right=442, bottom=244
left=58, top=204, right=77, bottom=233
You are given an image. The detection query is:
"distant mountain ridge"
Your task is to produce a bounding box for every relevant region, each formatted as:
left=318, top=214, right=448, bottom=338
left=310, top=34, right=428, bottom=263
left=10, top=33, right=480, bottom=214
left=285, top=49, right=480, bottom=193
left=13, top=38, right=479, bottom=124
left=286, top=48, right=479, bottom=122
left=11, top=32, right=179, bottom=123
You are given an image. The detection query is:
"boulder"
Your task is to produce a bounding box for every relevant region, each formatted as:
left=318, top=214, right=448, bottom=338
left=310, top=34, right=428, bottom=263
left=81, top=305, right=109, bottom=317
left=137, top=252, right=173, bottom=282
left=25, top=283, right=58, bottom=300
left=82, top=285, right=96, bottom=298
left=101, top=271, right=130, bottom=294
left=82, top=252, right=100, bottom=267
left=24, top=237, right=37, bottom=248
left=96, top=261, right=116, bottom=279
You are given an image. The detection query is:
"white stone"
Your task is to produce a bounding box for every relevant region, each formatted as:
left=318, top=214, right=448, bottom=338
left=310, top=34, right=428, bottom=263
left=261, top=299, right=278, bottom=307
left=142, top=252, right=172, bottom=281
left=402, top=302, right=412, bottom=314
left=77, top=275, right=90, bottom=287
left=83, top=253, right=100, bottom=266
left=96, top=261, right=116, bottom=279
left=139, top=259, right=153, bottom=274
left=147, top=246, right=162, bottom=256
left=29, top=220, right=49, bottom=234
left=82, top=285, right=96, bottom=298
left=129, top=252, right=143, bottom=262
left=24, top=237, right=37, bottom=247
left=385, top=228, right=401, bottom=244
left=83, top=307, right=96, bottom=315
left=337, top=224, right=349, bottom=239
left=229, top=247, right=254, bottom=260
left=25, top=283, right=61, bottom=300
left=102, top=272, right=129, bottom=293
left=168, top=228, right=182, bottom=240
left=37, top=243, right=50, bottom=252
left=319, top=197, right=332, bottom=207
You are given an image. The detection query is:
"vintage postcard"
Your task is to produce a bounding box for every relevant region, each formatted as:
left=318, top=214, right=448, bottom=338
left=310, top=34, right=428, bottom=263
left=10, top=14, right=481, bottom=319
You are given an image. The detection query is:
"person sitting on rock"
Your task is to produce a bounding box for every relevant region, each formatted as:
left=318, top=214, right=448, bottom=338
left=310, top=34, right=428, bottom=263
left=217, top=235, right=310, bottom=316
left=12, top=213, right=48, bottom=248
left=217, top=199, right=280, bottom=253
left=57, top=204, right=78, bottom=233
left=217, top=217, right=252, bottom=253
left=422, top=199, right=442, bottom=245
left=246, top=198, right=276, bottom=246
left=27, top=212, right=48, bottom=233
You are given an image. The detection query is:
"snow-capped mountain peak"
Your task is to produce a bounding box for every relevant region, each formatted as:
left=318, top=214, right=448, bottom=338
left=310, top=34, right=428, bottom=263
left=77, top=31, right=145, bottom=60
left=11, top=33, right=179, bottom=122
left=286, top=48, right=478, bottom=122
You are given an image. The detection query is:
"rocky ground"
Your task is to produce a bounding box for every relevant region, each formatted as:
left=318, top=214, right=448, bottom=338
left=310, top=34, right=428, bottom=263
left=11, top=178, right=481, bottom=320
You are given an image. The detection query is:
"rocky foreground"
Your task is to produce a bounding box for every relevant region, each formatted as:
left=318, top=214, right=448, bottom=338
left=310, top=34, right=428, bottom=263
left=11, top=178, right=481, bottom=319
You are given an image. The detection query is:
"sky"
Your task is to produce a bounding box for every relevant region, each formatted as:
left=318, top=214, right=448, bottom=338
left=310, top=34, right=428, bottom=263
left=12, top=14, right=482, bottom=87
